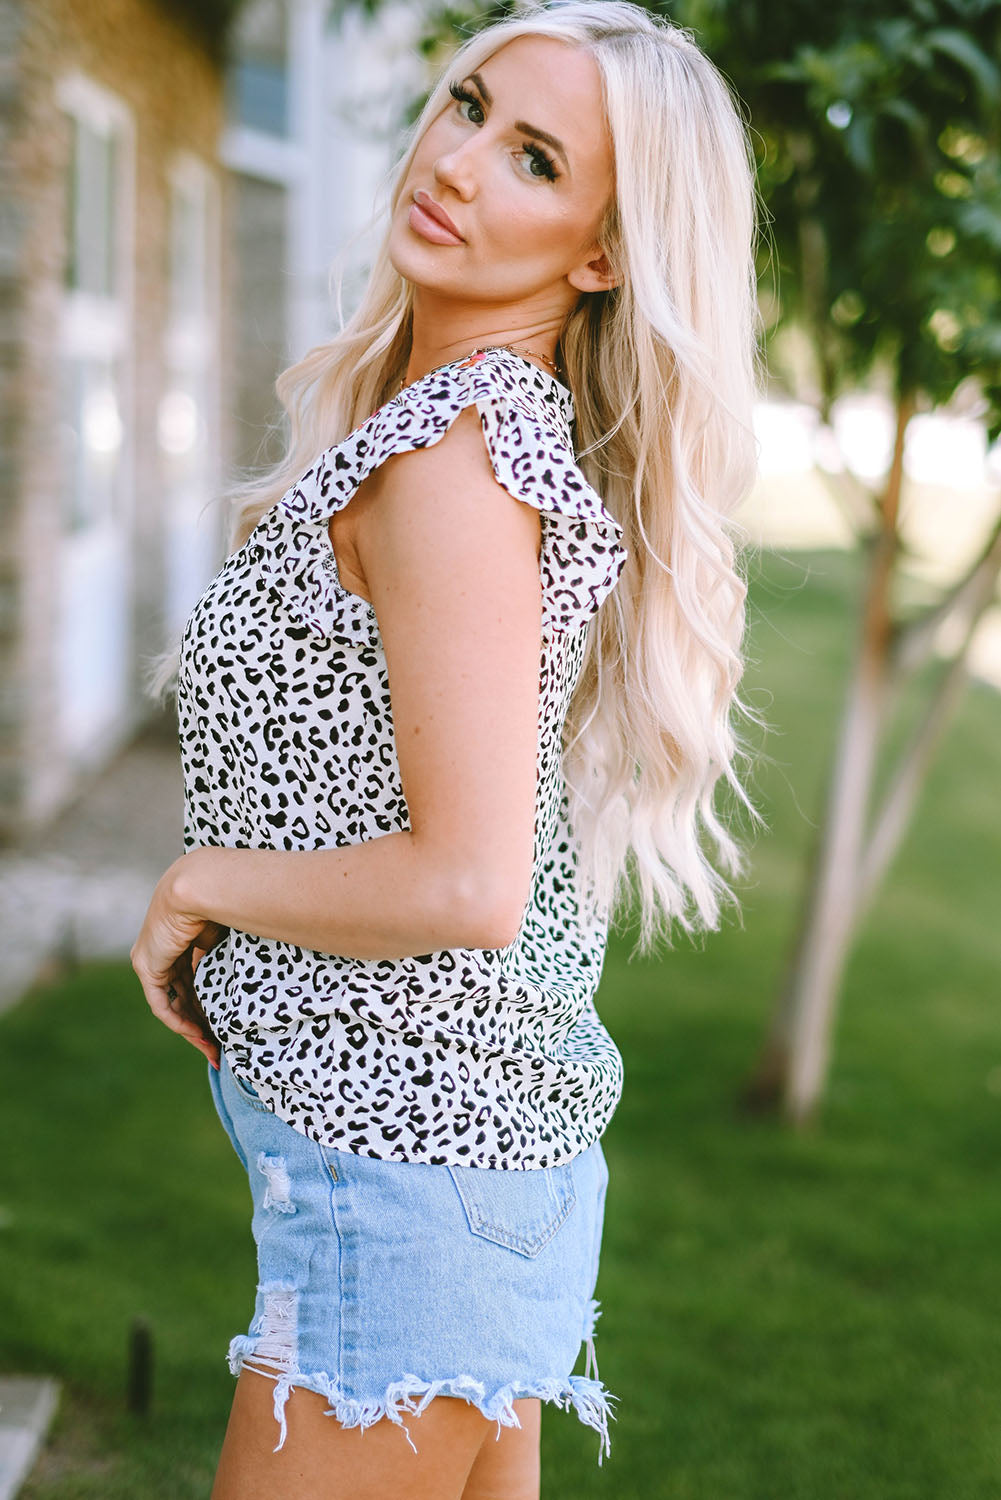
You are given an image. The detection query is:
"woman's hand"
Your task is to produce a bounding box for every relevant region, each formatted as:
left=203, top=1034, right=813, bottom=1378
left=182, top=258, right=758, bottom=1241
left=130, top=856, right=229, bottom=1069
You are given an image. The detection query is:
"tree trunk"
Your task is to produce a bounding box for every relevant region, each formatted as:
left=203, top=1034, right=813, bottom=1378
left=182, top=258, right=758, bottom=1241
left=741, top=390, right=916, bottom=1125
left=740, top=568, right=889, bottom=1124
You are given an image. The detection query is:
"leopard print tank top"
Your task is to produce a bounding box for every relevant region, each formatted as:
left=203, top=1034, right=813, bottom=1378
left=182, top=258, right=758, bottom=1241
left=177, top=345, right=628, bottom=1169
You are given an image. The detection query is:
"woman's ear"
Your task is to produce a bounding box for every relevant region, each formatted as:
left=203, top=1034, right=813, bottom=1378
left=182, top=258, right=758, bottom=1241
left=567, top=247, right=620, bottom=294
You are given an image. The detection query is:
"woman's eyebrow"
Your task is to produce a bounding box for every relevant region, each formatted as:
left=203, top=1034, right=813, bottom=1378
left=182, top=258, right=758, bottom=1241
left=467, top=72, right=571, bottom=170
left=514, top=120, right=570, bottom=170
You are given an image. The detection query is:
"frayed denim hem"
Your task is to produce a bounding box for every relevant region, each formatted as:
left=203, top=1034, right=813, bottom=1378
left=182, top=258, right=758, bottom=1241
left=226, top=1294, right=619, bottom=1467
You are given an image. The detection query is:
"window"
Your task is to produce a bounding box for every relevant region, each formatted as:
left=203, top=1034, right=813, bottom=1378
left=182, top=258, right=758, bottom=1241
left=55, top=75, right=133, bottom=536
left=162, top=161, right=214, bottom=487
left=161, top=155, right=222, bottom=638
left=64, top=110, right=118, bottom=296
left=225, top=0, right=290, bottom=137
left=57, top=352, right=124, bottom=533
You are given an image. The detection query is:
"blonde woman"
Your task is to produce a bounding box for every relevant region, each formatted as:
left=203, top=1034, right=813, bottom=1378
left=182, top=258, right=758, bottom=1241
left=131, top=2, right=763, bottom=1495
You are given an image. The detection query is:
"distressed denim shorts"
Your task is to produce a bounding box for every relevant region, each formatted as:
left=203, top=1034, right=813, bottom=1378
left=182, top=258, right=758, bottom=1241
left=207, top=1050, right=620, bottom=1465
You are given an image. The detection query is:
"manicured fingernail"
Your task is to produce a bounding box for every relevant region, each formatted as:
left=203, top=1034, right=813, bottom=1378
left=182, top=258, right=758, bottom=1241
left=211, top=1058, right=220, bottom=1071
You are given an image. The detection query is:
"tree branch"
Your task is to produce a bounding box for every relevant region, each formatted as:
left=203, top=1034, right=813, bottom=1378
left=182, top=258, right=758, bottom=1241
left=810, top=425, right=884, bottom=538
left=888, top=506, right=1001, bottom=683
left=857, top=571, right=1001, bottom=913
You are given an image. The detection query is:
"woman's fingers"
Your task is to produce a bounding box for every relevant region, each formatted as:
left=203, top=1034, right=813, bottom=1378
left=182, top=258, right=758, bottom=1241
left=129, top=879, right=225, bottom=1068
left=165, top=955, right=200, bottom=1016
left=184, top=1031, right=221, bottom=1067
left=166, top=997, right=221, bottom=1068
left=155, top=983, right=207, bottom=1041
left=190, top=922, right=229, bottom=974
left=131, top=888, right=225, bottom=1068
left=175, top=969, right=219, bottom=1041
left=165, top=973, right=222, bottom=1068
left=133, top=960, right=221, bottom=1068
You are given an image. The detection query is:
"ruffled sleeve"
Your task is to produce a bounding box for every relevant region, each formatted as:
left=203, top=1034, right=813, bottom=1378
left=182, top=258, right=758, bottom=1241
left=462, top=358, right=629, bottom=637
left=253, top=349, right=628, bottom=645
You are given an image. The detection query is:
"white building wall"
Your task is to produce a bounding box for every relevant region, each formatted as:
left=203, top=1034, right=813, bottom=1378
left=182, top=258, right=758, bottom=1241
left=292, top=0, right=427, bottom=359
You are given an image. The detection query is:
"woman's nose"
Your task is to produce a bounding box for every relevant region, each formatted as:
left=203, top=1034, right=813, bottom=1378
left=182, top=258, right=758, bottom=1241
left=432, top=140, right=480, bottom=200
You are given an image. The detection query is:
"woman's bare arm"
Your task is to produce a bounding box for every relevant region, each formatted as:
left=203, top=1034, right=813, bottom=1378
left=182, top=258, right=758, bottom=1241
left=173, top=403, right=544, bottom=959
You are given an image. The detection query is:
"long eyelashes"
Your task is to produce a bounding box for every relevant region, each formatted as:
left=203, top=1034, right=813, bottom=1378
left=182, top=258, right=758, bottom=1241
left=526, top=145, right=559, bottom=182
left=446, top=81, right=559, bottom=182
left=453, top=81, right=486, bottom=123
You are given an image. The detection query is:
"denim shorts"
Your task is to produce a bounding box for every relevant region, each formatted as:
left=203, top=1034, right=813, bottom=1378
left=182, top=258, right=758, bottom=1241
left=207, top=1049, right=619, bottom=1465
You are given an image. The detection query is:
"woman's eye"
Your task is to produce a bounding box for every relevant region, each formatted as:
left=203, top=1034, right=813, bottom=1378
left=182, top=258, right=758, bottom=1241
left=523, top=145, right=558, bottom=182
left=449, top=82, right=484, bottom=125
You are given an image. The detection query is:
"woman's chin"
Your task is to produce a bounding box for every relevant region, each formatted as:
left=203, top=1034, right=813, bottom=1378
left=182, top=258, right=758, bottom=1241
left=389, top=222, right=473, bottom=283
left=387, top=238, right=438, bottom=288
left=388, top=251, right=462, bottom=299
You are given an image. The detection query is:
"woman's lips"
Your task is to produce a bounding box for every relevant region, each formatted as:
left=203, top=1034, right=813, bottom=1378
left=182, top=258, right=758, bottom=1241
left=408, top=200, right=465, bottom=246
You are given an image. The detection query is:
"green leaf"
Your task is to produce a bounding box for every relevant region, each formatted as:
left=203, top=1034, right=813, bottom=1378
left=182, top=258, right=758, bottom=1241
left=924, top=28, right=1001, bottom=107
left=879, top=96, right=931, bottom=147
left=844, top=113, right=876, bottom=174
left=957, top=199, right=1001, bottom=251
left=758, top=57, right=814, bottom=85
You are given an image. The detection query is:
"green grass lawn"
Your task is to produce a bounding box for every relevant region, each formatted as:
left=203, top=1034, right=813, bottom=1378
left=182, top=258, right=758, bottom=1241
left=4, top=546, right=1000, bottom=1498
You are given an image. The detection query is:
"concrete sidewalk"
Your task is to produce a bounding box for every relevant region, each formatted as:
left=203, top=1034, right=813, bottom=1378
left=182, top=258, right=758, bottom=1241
left=0, top=1380, right=61, bottom=1500
left=0, top=720, right=186, bottom=1015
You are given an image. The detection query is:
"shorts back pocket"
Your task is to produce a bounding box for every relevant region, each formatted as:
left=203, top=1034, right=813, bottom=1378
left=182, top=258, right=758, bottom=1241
left=447, top=1159, right=577, bottom=1258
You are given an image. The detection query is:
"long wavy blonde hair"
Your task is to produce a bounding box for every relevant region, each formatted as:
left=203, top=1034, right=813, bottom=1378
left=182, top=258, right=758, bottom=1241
left=148, top=0, right=767, bottom=957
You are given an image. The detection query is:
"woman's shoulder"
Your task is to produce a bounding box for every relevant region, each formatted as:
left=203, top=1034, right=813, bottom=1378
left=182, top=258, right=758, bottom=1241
left=377, top=348, right=630, bottom=639
left=299, top=345, right=613, bottom=527
left=268, top=345, right=627, bottom=642
left=442, top=348, right=621, bottom=534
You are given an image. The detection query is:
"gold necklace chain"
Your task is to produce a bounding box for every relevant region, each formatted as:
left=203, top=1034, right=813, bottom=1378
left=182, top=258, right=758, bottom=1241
left=394, top=343, right=562, bottom=398
left=489, top=344, right=561, bottom=373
